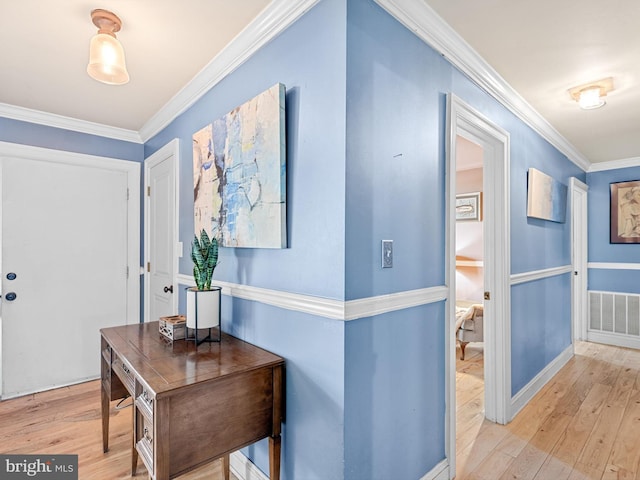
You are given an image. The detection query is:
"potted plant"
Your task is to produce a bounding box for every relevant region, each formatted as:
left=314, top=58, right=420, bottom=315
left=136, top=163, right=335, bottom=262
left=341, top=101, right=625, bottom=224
left=186, top=229, right=221, bottom=335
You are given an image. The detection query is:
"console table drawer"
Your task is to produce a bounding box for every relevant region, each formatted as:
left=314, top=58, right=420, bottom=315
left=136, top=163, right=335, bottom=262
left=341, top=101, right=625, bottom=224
left=136, top=412, right=154, bottom=475
left=112, top=355, right=135, bottom=394
left=135, top=383, right=154, bottom=418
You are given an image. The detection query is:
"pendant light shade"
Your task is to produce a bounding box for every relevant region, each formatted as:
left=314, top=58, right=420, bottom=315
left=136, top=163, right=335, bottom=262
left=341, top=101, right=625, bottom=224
left=87, top=9, right=130, bottom=85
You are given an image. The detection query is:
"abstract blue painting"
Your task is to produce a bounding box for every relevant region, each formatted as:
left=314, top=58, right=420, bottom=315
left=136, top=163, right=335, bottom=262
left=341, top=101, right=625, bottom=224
left=193, top=83, right=286, bottom=248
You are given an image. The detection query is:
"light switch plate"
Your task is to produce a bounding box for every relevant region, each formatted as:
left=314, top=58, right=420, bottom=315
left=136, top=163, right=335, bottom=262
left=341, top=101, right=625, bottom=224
left=382, top=240, right=393, bottom=268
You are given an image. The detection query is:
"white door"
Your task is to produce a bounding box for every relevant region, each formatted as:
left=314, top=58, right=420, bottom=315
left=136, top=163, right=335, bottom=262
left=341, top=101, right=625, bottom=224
left=144, top=140, right=178, bottom=322
left=1, top=157, right=130, bottom=398
left=570, top=178, right=588, bottom=342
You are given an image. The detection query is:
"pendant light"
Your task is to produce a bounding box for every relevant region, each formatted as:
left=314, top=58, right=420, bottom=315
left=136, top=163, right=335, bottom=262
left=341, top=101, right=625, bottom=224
left=87, top=9, right=130, bottom=85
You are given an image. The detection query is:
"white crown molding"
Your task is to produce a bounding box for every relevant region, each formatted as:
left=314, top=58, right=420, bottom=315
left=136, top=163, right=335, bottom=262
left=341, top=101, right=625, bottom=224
left=139, top=0, right=320, bottom=143
left=176, top=274, right=447, bottom=321
left=0, top=102, right=142, bottom=144
left=510, top=264, right=573, bottom=285
left=588, top=156, right=640, bottom=172
left=374, top=0, right=591, bottom=172
left=0, top=0, right=319, bottom=146
left=588, top=262, right=640, bottom=270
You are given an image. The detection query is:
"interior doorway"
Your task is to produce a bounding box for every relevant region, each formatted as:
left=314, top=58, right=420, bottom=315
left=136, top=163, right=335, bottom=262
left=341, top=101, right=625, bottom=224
left=446, top=95, right=511, bottom=479
left=454, top=135, right=486, bottom=465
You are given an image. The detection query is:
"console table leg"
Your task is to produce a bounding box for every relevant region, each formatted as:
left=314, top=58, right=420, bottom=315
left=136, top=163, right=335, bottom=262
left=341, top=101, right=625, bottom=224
left=101, top=385, right=109, bottom=453
left=269, top=436, right=281, bottom=480
left=222, top=454, right=230, bottom=480
left=131, top=406, right=138, bottom=476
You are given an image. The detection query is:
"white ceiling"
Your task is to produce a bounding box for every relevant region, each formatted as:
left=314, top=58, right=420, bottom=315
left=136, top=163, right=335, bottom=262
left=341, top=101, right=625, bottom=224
left=425, top=0, right=640, bottom=165
left=1, top=1, right=638, bottom=166
left=0, top=0, right=270, bottom=131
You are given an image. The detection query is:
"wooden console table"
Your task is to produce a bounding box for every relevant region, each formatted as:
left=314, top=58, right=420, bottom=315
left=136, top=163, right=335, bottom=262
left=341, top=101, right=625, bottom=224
left=101, top=322, right=284, bottom=480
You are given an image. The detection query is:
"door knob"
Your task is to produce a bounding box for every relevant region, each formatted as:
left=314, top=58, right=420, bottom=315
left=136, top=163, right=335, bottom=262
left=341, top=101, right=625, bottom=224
left=164, top=285, right=173, bottom=294
left=3, top=292, right=17, bottom=301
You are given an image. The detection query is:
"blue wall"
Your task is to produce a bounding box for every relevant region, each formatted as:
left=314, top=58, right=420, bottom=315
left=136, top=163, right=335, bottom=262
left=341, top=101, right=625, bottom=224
left=344, top=303, right=446, bottom=480
left=451, top=62, right=584, bottom=398
left=342, top=3, right=584, bottom=475
left=146, top=1, right=349, bottom=478
left=344, top=2, right=449, bottom=477
left=145, top=0, right=348, bottom=301
left=510, top=274, right=572, bottom=394
left=587, top=166, right=640, bottom=293
left=345, top=0, right=448, bottom=301
left=0, top=117, right=143, bottom=161
left=165, top=0, right=586, bottom=475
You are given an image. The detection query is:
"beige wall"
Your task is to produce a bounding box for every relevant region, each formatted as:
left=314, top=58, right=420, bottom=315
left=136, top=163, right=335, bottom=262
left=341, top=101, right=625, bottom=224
left=456, top=137, right=484, bottom=303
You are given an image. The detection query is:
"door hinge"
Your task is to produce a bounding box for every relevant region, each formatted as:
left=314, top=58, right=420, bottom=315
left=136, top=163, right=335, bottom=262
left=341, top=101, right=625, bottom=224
left=127, top=188, right=130, bottom=201
left=147, top=186, right=151, bottom=197
left=126, top=266, right=129, bottom=279
left=484, top=291, right=491, bottom=300
left=147, top=262, right=151, bottom=272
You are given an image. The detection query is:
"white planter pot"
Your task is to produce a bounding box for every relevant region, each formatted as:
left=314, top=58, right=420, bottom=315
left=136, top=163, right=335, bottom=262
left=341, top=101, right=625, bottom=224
left=186, top=287, right=221, bottom=329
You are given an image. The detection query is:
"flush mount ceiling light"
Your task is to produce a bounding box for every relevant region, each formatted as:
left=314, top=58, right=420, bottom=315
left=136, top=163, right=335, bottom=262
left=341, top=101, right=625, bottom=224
left=568, top=77, right=614, bottom=110
left=87, top=9, right=130, bottom=85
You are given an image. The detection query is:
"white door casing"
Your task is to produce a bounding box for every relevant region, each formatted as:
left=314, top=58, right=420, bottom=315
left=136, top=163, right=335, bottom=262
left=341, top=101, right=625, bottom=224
left=144, top=139, right=179, bottom=323
left=0, top=142, right=140, bottom=399
left=570, top=178, right=588, bottom=343
left=446, top=95, right=511, bottom=478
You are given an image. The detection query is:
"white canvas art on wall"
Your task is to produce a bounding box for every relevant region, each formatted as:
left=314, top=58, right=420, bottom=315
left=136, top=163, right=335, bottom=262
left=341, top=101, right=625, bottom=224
left=193, top=83, right=287, bottom=248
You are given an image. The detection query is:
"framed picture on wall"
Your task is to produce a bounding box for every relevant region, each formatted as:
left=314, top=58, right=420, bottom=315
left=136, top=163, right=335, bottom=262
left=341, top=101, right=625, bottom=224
left=610, top=180, right=640, bottom=243
left=456, top=192, right=482, bottom=221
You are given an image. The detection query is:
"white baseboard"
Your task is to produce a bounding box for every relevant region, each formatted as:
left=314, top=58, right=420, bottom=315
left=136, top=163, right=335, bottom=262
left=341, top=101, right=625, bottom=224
left=230, top=451, right=269, bottom=480
left=510, top=345, right=573, bottom=420
left=420, top=459, right=449, bottom=480
left=587, top=331, right=640, bottom=350
left=230, top=451, right=449, bottom=480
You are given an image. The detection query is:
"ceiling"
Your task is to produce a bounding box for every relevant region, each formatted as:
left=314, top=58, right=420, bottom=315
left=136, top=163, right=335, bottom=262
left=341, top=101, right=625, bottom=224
left=1, top=1, right=638, bottom=166
left=0, top=0, right=271, bottom=132
left=425, top=0, right=640, bottom=166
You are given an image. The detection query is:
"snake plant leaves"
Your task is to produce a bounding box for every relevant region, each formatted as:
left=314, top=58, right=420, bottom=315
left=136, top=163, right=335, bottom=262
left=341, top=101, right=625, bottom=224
left=191, top=229, right=218, bottom=290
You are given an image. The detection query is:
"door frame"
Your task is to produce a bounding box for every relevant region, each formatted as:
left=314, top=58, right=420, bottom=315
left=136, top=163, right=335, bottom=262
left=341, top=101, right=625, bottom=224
left=570, top=177, right=588, bottom=343
left=144, top=139, right=180, bottom=323
left=446, top=95, right=511, bottom=477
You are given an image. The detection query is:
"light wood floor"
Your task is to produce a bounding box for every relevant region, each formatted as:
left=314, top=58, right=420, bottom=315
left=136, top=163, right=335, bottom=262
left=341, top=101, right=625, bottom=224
left=0, top=341, right=637, bottom=480
left=456, top=341, right=640, bottom=480
left=0, top=380, right=238, bottom=479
